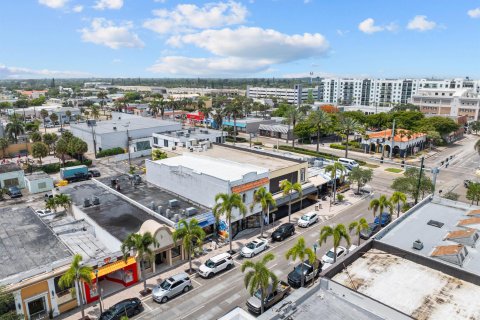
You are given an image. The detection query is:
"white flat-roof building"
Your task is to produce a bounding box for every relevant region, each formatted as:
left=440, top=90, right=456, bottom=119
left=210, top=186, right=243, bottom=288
left=247, top=85, right=318, bottom=105
left=152, top=128, right=224, bottom=150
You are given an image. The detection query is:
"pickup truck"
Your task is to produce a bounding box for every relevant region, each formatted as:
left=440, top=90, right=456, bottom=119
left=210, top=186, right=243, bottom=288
left=287, top=259, right=322, bottom=288
left=246, top=281, right=290, bottom=314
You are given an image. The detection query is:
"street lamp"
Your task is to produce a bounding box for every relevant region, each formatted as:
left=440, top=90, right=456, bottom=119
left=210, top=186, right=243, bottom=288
left=123, top=122, right=132, bottom=169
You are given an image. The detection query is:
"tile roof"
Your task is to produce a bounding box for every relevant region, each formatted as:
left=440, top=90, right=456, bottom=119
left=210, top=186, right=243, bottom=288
left=368, top=129, right=426, bottom=142
left=445, top=228, right=477, bottom=240
left=457, top=217, right=480, bottom=226
left=431, top=244, right=464, bottom=257
left=466, top=209, right=480, bottom=216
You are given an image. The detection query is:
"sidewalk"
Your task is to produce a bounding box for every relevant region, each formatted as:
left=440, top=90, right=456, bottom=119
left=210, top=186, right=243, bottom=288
left=59, top=189, right=370, bottom=320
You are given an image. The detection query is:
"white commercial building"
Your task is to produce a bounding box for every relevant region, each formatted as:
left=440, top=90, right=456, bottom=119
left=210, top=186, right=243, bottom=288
left=0, top=163, right=25, bottom=188
left=247, top=85, right=318, bottom=105
left=152, top=128, right=224, bottom=150
left=24, top=172, right=54, bottom=194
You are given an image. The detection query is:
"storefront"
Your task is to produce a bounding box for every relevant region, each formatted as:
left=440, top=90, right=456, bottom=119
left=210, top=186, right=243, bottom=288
left=84, top=256, right=138, bottom=304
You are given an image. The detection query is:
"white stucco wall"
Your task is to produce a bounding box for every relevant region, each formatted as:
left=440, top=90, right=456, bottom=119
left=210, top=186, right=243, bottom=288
left=25, top=176, right=54, bottom=194
left=0, top=170, right=25, bottom=188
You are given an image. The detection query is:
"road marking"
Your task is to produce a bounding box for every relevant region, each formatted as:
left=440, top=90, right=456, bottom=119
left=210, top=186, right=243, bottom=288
left=179, top=304, right=205, bottom=320
left=143, top=303, right=152, bottom=311
left=269, top=263, right=278, bottom=268
left=191, top=278, right=202, bottom=287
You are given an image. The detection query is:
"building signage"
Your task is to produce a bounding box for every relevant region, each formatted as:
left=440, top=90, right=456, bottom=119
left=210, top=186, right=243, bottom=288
left=97, top=255, right=118, bottom=268
left=231, top=178, right=269, bottom=194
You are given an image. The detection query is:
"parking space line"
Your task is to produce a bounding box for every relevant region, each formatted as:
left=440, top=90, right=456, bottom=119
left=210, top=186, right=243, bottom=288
left=179, top=304, right=205, bottom=320
left=191, top=278, right=202, bottom=287
left=143, top=303, right=152, bottom=311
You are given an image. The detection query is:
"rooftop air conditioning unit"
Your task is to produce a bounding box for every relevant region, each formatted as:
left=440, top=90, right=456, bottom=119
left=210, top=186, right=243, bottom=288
left=92, top=197, right=100, bottom=205
left=150, top=201, right=157, bottom=211
left=156, top=206, right=163, bottom=214
left=173, top=214, right=180, bottom=222
left=413, top=239, right=424, bottom=250
left=185, top=133, right=190, bottom=138
left=169, top=199, right=180, bottom=208
left=83, top=198, right=91, bottom=208
left=165, top=208, right=172, bottom=218
left=185, top=207, right=198, bottom=216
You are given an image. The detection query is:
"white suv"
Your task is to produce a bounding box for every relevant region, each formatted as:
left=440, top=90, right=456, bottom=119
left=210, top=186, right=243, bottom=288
left=198, top=253, right=234, bottom=278
left=297, top=212, right=319, bottom=228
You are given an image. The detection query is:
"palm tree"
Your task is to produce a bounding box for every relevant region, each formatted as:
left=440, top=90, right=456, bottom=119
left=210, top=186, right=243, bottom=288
left=90, top=105, right=101, bottom=120
left=309, top=109, right=331, bottom=152
left=285, top=237, right=316, bottom=287
left=369, top=195, right=394, bottom=222
left=97, top=91, right=108, bottom=116
left=337, top=116, right=361, bottom=158
left=212, top=107, right=225, bottom=138
left=280, top=180, right=302, bottom=223
left=213, top=193, right=247, bottom=254
left=250, top=187, right=276, bottom=238
left=32, top=141, right=48, bottom=164
left=224, top=99, right=244, bottom=145
left=40, top=109, right=49, bottom=133
left=5, top=114, right=25, bottom=143
left=45, top=197, right=58, bottom=213
left=319, top=224, right=351, bottom=263
left=168, top=97, right=177, bottom=120
left=325, top=161, right=346, bottom=205
left=121, top=232, right=159, bottom=293
left=390, top=191, right=407, bottom=218
left=55, top=193, right=72, bottom=212
left=349, top=218, right=369, bottom=246
left=148, top=100, right=160, bottom=118
left=285, top=106, right=304, bottom=147
left=241, top=253, right=278, bottom=315
left=0, top=138, right=8, bottom=158
left=58, top=254, right=93, bottom=319
left=172, top=219, right=206, bottom=274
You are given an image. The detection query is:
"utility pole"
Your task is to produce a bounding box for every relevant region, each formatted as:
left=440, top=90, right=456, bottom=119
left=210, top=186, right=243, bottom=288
left=88, top=120, right=97, bottom=158
left=389, top=119, right=395, bottom=159
left=414, top=156, right=425, bottom=205
left=123, top=123, right=132, bottom=169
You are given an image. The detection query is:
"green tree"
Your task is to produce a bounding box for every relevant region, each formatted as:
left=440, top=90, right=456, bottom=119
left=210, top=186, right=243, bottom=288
left=49, top=113, right=58, bottom=126
left=337, top=116, right=361, bottom=158
left=29, top=131, right=42, bottom=142
left=172, top=219, right=206, bottom=273
left=58, top=254, right=93, bottom=320
left=56, top=138, right=69, bottom=165
left=293, top=120, right=314, bottom=144
left=45, top=197, right=58, bottom=213
left=0, top=138, right=9, bottom=159
left=213, top=193, right=247, bottom=254
left=25, top=122, right=39, bottom=133
left=250, top=187, right=276, bottom=238
left=319, top=224, right=351, bottom=263
left=90, top=105, right=100, bottom=120
left=280, top=180, right=302, bottom=223
left=349, top=218, right=369, bottom=246
left=43, top=133, right=58, bottom=154
left=285, top=106, right=305, bottom=147
left=55, top=193, right=72, bottom=212
left=152, top=149, right=168, bottom=161
left=391, top=167, right=433, bottom=200
left=390, top=191, right=407, bottom=218
left=442, top=191, right=460, bottom=201
left=325, top=161, right=346, bottom=205
left=416, top=116, right=460, bottom=137
left=39, top=109, right=49, bottom=133
left=369, top=195, right=393, bottom=222
left=31, top=142, right=48, bottom=164
left=467, top=182, right=480, bottom=205
left=68, top=137, right=88, bottom=162
left=121, top=232, right=158, bottom=293
left=309, top=109, right=331, bottom=152
left=241, top=253, right=278, bottom=315
left=348, top=167, right=373, bottom=194
left=0, top=285, right=21, bottom=320
left=224, top=99, right=244, bottom=144
left=5, top=114, right=25, bottom=143
left=285, top=237, right=315, bottom=287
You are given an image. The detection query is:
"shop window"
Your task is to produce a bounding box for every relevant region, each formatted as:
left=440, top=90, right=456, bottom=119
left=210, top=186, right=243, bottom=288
left=27, top=296, right=47, bottom=319
left=54, top=275, right=75, bottom=305
left=3, top=178, right=19, bottom=188
left=172, top=246, right=181, bottom=258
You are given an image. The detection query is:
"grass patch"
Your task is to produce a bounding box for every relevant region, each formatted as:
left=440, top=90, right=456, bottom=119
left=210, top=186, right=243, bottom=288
left=385, top=167, right=403, bottom=173
left=276, top=145, right=367, bottom=165
left=364, top=163, right=380, bottom=169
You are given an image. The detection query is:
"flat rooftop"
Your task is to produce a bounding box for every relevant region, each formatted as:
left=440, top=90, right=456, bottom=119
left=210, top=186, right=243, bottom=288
left=63, top=182, right=166, bottom=241
left=377, top=197, right=480, bottom=275
left=70, top=117, right=178, bottom=134
left=153, top=154, right=269, bottom=182
left=0, top=163, right=22, bottom=174
left=0, top=206, right=71, bottom=280
left=24, top=171, right=51, bottom=181
left=155, top=128, right=222, bottom=140
left=332, top=249, right=480, bottom=320
left=197, top=144, right=301, bottom=171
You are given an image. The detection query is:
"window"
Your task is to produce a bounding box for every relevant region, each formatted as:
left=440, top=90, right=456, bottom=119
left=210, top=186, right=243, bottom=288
left=153, top=137, right=158, bottom=145
left=54, top=275, right=75, bottom=305
left=171, top=245, right=181, bottom=258
left=300, top=168, right=306, bottom=182
left=38, top=182, right=47, bottom=189
left=3, top=178, right=19, bottom=188
left=242, top=193, right=246, bottom=203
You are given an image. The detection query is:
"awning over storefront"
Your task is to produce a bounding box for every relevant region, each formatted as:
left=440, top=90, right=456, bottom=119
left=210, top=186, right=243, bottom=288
left=92, top=256, right=136, bottom=279
left=179, top=212, right=216, bottom=229
left=259, top=124, right=290, bottom=134
left=273, top=183, right=318, bottom=207
left=309, top=175, right=329, bottom=187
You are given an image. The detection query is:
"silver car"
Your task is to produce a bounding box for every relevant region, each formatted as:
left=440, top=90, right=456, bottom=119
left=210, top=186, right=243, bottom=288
left=152, top=273, right=192, bottom=303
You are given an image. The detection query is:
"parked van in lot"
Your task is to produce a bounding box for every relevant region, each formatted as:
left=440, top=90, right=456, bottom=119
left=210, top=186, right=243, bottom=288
left=338, top=158, right=359, bottom=170
left=198, top=253, right=234, bottom=278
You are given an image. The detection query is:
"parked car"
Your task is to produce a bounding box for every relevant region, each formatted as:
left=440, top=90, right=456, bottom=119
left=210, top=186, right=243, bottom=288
left=241, top=238, right=268, bottom=258
left=338, top=158, right=359, bottom=170
left=152, top=273, right=192, bottom=303
left=246, top=281, right=291, bottom=314
left=297, top=211, right=319, bottom=228
left=464, top=179, right=472, bottom=188
left=35, top=209, right=53, bottom=217
left=88, top=169, right=101, bottom=177
left=271, top=223, right=295, bottom=242
left=374, top=212, right=392, bottom=227
left=6, top=186, right=22, bottom=198
left=98, top=298, right=142, bottom=320
left=287, top=259, right=322, bottom=288
left=44, top=122, right=54, bottom=128
left=321, top=246, right=347, bottom=265
left=359, top=223, right=381, bottom=240
left=198, top=253, right=234, bottom=278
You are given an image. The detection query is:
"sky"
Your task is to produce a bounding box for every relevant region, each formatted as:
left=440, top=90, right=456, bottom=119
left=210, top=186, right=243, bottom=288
left=1, top=0, right=480, bottom=79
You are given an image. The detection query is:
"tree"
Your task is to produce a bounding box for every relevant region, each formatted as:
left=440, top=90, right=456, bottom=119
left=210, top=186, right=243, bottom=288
left=0, top=285, right=21, bottom=320
left=90, top=105, right=100, bottom=120
left=348, top=167, right=373, bottom=194
left=467, top=182, right=480, bottom=205
left=172, top=219, right=206, bottom=274
left=293, top=120, right=314, bottom=144
left=58, top=254, right=93, bottom=320
left=416, top=116, right=460, bottom=137
left=213, top=193, right=247, bottom=254
left=390, top=191, right=407, bottom=218
left=5, top=115, right=24, bottom=143
left=280, top=180, right=302, bottom=223
left=55, top=193, right=72, bottom=212
left=49, top=113, right=58, bottom=126
left=369, top=195, right=393, bottom=222
left=285, top=237, right=315, bottom=287
left=31, top=142, right=48, bottom=164
left=121, top=232, right=158, bottom=293
left=0, top=138, right=9, bottom=158
left=391, top=167, right=433, bottom=200
left=285, top=106, right=304, bottom=147
left=45, top=197, right=58, bottom=213
left=43, top=133, right=58, bottom=154
left=337, top=116, right=361, bottom=158
left=68, top=137, right=88, bottom=162
left=56, top=138, right=69, bottom=165
left=152, top=149, right=168, bottom=161
left=39, top=109, right=49, bottom=133
left=241, top=253, right=278, bottom=315
left=442, top=191, right=460, bottom=201
left=309, top=109, right=331, bottom=152
left=97, top=91, right=108, bottom=115
left=319, top=224, right=351, bottom=263
left=224, top=99, right=244, bottom=144
left=349, top=218, right=369, bottom=246
left=325, top=161, right=346, bottom=205
left=25, top=122, right=39, bottom=133
left=29, top=131, right=42, bottom=142
left=250, top=187, right=276, bottom=238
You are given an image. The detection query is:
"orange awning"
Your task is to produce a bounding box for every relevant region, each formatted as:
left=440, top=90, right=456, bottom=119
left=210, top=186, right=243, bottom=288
left=92, top=257, right=136, bottom=279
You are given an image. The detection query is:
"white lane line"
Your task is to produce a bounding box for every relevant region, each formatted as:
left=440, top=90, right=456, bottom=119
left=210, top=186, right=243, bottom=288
left=143, top=303, right=152, bottom=311
left=179, top=304, right=205, bottom=320
left=192, top=278, right=202, bottom=287
left=269, top=263, right=278, bottom=268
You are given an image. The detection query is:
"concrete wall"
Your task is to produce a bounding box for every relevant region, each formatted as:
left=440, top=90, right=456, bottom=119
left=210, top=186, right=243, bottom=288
left=0, top=170, right=26, bottom=188
left=0, top=143, right=32, bottom=158
left=114, top=149, right=151, bottom=161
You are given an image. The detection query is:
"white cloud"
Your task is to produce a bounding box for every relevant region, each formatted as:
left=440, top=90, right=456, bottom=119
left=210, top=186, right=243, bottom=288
left=38, top=0, right=69, bottom=9
left=0, top=64, right=91, bottom=79
left=143, top=1, right=247, bottom=34
left=336, top=29, right=349, bottom=36
left=94, top=0, right=123, bottom=10
left=73, top=5, right=83, bottom=12
left=407, top=15, right=437, bottom=31
left=468, top=8, right=480, bottom=18
left=80, top=18, right=144, bottom=49
left=358, top=18, right=397, bottom=34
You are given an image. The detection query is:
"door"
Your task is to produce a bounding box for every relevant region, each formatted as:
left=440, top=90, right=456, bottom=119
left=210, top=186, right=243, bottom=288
left=215, top=259, right=226, bottom=272
left=170, top=281, right=183, bottom=296
left=27, top=296, right=47, bottom=320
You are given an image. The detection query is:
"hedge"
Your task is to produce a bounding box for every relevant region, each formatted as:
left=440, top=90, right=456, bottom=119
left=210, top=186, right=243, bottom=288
left=225, top=136, right=248, bottom=143
left=40, top=160, right=92, bottom=173
left=277, top=145, right=367, bottom=165
left=96, top=147, right=125, bottom=158
left=253, top=141, right=263, bottom=146
left=329, top=143, right=364, bottom=153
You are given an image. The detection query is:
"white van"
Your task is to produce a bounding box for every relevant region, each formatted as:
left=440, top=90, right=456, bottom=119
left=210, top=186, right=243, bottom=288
left=338, top=158, right=359, bottom=170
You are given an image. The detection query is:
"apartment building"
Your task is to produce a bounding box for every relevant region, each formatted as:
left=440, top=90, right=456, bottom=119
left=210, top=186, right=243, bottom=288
left=246, top=84, right=319, bottom=105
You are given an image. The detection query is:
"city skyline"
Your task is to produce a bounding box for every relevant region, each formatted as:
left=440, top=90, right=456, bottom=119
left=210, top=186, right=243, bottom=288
left=1, top=0, right=480, bottom=79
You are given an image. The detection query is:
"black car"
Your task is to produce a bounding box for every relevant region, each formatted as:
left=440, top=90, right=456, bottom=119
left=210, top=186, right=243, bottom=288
left=88, top=169, right=101, bottom=177
left=99, top=298, right=142, bottom=320
left=287, top=259, right=322, bottom=288
left=359, top=223, right=381, bottom=240
left=6, top=186, right=22, bottom=198
left=271, top=223, right=295, bottom=241
left=464, top=180, right=472, bottom=188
